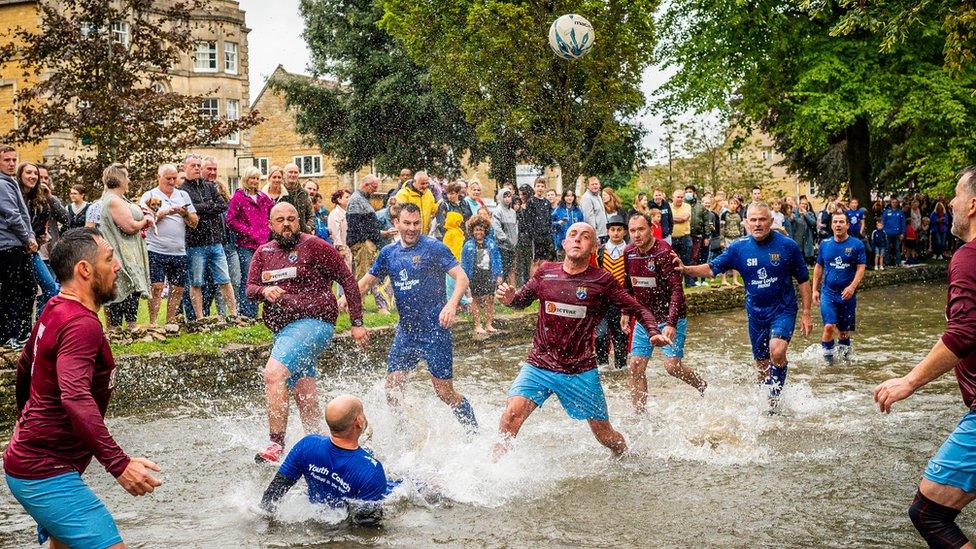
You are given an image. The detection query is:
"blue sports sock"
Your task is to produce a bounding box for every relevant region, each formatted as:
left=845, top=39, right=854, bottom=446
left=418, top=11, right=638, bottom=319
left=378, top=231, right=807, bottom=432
left=821, top=339, right=835, bottom=359
left=765, top=363, right=788, bottom=398
left=838, top=338, right=851, bottom=347
left=452, top=398, right=478, bottom=429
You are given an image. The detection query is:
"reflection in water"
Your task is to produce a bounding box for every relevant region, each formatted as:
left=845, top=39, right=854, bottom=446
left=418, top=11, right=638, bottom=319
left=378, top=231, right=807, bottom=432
left=0, top=282, right=963, bottom=547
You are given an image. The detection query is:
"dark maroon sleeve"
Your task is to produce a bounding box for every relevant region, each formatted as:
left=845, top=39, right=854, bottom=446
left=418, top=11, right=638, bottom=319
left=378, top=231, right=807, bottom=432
left=318, top=241, right=364, bottom=322
left=608, top=279, right=661, bottom=337
left=509, top=271, right=541, bottom=309
left=245, top=247, right=266, bottom=301
left=57, top=319, right=130, bottom=477
left=943, top=248, right=976, bottom=359
left=665, top=259, right=685, bottom=327
left=15, top=337, right=35, bottom=416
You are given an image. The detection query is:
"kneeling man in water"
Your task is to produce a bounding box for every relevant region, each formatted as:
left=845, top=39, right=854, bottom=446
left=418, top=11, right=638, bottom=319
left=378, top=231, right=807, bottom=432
left=260, top=395, right=395, bottom=524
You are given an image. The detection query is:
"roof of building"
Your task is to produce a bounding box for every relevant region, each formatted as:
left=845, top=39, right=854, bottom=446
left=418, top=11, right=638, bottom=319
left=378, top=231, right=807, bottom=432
left=250, top=64, right=339, bottom=110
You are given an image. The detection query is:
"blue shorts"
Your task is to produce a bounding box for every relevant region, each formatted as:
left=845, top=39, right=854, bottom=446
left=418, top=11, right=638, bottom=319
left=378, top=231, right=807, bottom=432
left=187, top=243, right=231, bottom=286
left=747, top=309, right=797, bottom=361
left=631, top=317, right=687, bottom=359
left=820, top=290, right=857, bottom=332
left=924, top=411, right=976, bottom=494
left=270, top=318, right=335, bottom=388
left=507, top=364, right=609, bottom=421
left=148, top=251, right=188, bottom=286
left=5, top=471, right=122, bottom=548
left=387, top=328, right=454, bottom=380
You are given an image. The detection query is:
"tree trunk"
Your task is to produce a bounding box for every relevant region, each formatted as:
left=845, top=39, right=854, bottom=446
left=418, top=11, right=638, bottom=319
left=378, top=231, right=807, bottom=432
left=845, top=117, right=872, bottom=211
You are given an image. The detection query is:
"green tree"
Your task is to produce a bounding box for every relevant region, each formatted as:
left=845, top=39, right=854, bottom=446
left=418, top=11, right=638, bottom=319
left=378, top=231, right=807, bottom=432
left=380, top=0, right=656, bottom=186
left=0, top=0, right=259, bottom=191
left=274, top=0, right=480, bottom=178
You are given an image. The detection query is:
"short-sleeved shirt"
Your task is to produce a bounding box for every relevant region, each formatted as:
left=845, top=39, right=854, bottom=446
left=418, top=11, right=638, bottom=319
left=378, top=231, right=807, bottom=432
left=85, top=200, right=103, bottom=226
left=671, top=202, right=691, bottom=237
left=278, top=435, right=387, bottom=507
left=709, top=231, right=809, bottom=319
left=846, top=208, right=865, bottom=236
left=943, top=240, right=976, bottom=408
left=369, top=236, right=458, bottom=332
left=816, top=236, right=866, bottom=293
left=139, top=187, right=196, bottom=256
left=623, top=239, right=686, bottom=326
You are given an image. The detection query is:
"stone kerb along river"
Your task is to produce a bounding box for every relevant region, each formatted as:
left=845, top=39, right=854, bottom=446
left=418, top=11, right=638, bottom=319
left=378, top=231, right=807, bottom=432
left=0, top=282, right=965, bottom=546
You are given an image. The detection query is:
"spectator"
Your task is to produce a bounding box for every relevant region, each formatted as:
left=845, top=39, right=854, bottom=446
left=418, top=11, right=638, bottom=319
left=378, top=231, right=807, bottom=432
left=687, top=185, right=710, bottom=284
left=818, top=195, right=837, bottom=241
left=66, top=184, right=90, bottom=229
left=917, top=216, right=932, bottom=261
left=281, top=163, right=314, bottom=233
left=671, top=188, right=694, bottom=286
left=395, top=170, right=436, bottom=234
left=465, top=181, right=487, bottom=214
left=751, top=185, right=763, bottom=205
left=706, top=196, right=723, bottom=286
left=347, top=174, right=390, bottom=314
left=262, top=166, right=287, bottom=203
left=792, top=198, right=817, bottom=264
left=311, top=192, right=331, bottom=243
left=0, top=145, right=37, bottom=349
left=630, top=192, right=650, bottom=218
left=649, top=208, right=664, bottom=240
left=182, top=154, right=237, bottom=319
left=432, top=182, right=472, bottom=239
left=594, top=212, right=629, bottom=369
left=847, top=198, right=866, bottom=239
left=650, top=188, right=674, bottom=244
left=397, top=167, right=412, bottom=190
left=720, top=197, right=744, bottom=287
left=461, top=215, right=502, bottom=334
left=580, top=176, right=608, bottom=242
left=204, top=157, right=239, bottom=318
left=36, top=165, right=68, bottom=251
left=904, top=218, right=919, bottom=264
left=140, top=163, right=199, bottom=325
left=870, top=219, right=887, bottom=270
left=909, top=199, right=924, bottom=231
left=882, top=196, right=907, bottom=266
left=328, top=189, right=352, bottom=269
left=546, top=189, right=559, bottom=209
left=770, top=197, right=787, bottom=235
left=930, top=201, right=951, bottom=259
left=551, top=188, right=584, bottom=254
left=303, top=180, right=319, bottom=197
left=226, top=166, right=273, bottom=318
left=602, top=187, right=625, bottom=223
left=492, top=187, right=519, bottom=286
left=18, top=163, right=60, bottom=318
left=527, top=177, right=554, bottom=275
left=376, top=194, right=398, bottom=248
left=514, top=185, right=533, bottom=284
left=99, top=163, right=153, bottom=329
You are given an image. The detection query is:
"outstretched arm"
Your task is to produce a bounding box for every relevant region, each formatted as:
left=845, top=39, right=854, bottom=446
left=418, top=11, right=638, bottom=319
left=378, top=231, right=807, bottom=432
left=260, top=472, right=299, bottom=513
left=874, top=340, right=959, bottom=413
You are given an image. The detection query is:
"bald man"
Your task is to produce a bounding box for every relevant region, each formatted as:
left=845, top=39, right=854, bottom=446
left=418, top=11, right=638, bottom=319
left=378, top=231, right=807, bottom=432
left=260, top=395, right=393, bottom=522
left=495, top=222, right=670, bottom=457
left=247, top=203, right=368, bottom=464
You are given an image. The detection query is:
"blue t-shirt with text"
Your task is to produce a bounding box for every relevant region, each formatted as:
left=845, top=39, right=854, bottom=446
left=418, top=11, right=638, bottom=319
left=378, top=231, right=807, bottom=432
left=278, top=435, right=388, bottom=507
left=370, top=236, right=459, bottom=332
left=709, top=231, right=809, bottom=319
left=816, top=236, right=867, bottom=293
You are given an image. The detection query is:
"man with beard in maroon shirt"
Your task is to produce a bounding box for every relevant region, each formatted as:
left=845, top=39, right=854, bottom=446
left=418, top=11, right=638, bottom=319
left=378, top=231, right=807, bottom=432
left=4, top=228, right=162, bottom=549
left=875, top=167, right=976, bottom=548
left=495, top=222, right=671, bottom=457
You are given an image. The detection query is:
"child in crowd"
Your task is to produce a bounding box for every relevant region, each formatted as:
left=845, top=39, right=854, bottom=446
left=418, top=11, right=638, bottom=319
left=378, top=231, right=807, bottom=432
left=649, top=208, right=664, bottom=240
left=870, top=219, right=887, bottom=270
left=904, top=218, right=918, bottom=264
left=594, top=214, right=629, bottom=369
left=443, top=211, right=471, bottom=306
left=917, top=217, right=931, bottom=261
left=461, top=216, right=502, bottom=334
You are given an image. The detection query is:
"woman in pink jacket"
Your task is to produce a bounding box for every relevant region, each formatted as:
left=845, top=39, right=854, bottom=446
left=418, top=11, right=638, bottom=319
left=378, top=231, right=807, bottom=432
left=227, top=166, right=274, bottom=317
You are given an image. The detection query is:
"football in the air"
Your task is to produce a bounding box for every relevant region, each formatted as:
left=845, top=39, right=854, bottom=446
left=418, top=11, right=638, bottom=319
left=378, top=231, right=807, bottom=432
left=548, top=14, right=595, bottom=60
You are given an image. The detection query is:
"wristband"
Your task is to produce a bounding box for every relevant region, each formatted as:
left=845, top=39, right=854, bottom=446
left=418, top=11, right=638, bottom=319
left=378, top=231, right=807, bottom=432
left=351, top=318, right=364, bottom=327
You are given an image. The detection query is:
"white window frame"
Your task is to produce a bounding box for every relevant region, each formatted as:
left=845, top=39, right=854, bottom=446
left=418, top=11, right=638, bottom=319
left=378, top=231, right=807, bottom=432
left=198, top=98, right=219, bottom=120
left=224, top=42, right=238, bottom=74
left=80, top=21, right=97, bottom=38
left=194, top=41, right=218, bottom=72
left=254, top=157, right=269, bottom=176
left=293, top=155, right=323, bottom=176
left=225, top=99, right=240, bottom=144
left=761, top=147, right=773, bottom=162
left=111, top=21, right=129, bottom=47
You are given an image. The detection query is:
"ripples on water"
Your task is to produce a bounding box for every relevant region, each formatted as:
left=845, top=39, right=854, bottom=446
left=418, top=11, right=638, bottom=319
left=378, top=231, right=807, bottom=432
left=0, top=282, right=967, bottom=547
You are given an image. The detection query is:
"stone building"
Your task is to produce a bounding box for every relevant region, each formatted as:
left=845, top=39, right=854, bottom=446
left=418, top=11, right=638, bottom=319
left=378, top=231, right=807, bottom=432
left=0, top=0, right=251, bottom=185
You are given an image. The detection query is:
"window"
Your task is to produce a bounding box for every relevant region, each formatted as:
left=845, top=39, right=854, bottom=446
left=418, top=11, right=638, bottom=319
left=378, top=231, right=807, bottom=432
left=761, top=147, right=773, bottom=162
left=253, top=157, right=269, bottom=176
left=228, top=176, right=240, bottom=192
left=194, top=41, right=217, bottom=72
left=728, top=151, right=740, bottom=162
left=111, top=21, right=129, bottom=46
left=80, top=21, right=97, bottom=37
left=226, top=99, right=240, bottom=144
left=224, top=42, right=238, bottom=74
left=151, top=82, right=166, bottom=94
left=198, top=98, right=219, bottom=120
left=294, top=155, right=323, bottom=176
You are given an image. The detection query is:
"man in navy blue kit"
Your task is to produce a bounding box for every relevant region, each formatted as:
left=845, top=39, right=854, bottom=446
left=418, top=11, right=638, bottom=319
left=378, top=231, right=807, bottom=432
left=813, top=212, right=866, bottom=365
left=676, top=202, right=812, bottom=410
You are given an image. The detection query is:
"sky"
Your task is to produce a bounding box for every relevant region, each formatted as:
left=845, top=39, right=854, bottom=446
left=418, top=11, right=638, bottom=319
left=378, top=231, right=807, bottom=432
left=238, top=0, right=679, bottom=162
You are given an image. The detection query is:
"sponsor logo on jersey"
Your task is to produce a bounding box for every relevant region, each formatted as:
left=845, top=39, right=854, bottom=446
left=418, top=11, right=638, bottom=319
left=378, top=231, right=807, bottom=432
left=830, top=256, right=847, bottom=270
left=545, top=301, right=587, bottom=319
left=632, top=276, right=657, bottom=288
left=394, top=268, right=420, bottom=291
left=576, top=286, right=588, bottom=300
left=262, top=267, right=297, bottom=283
left=757, top=267, right=768, bottom=280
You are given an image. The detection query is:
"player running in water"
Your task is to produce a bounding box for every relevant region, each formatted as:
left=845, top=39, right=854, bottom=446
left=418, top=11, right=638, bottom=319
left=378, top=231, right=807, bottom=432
left=4, top=228, right=162, bottom=549
left=675, top=202, right=812, bottom=411
left=495, top=222, right=670, bottom=456
left=621, top=213, right=707, bottom=413
left=357, top=203, right=478, bottom=429
left=875, top=167, right=976, bottom=548
left=249, top=203, right=368, bottom=464
left=812, top=212, right=866, bottom=365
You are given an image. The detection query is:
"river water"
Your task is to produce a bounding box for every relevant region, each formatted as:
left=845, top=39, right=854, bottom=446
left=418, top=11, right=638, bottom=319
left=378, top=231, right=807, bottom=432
left=0, top=282, right=967, bottom=547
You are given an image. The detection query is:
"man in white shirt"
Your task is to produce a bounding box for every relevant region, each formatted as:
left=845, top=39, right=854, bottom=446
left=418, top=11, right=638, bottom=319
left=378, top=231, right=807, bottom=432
left=139, top=163, right=199, bottom=325
left=580, top=176, right=608, bottom=242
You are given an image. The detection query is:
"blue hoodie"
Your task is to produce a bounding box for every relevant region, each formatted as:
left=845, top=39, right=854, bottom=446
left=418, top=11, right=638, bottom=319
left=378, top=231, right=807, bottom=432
left=551, top=204, right=585, bottom=250
left=460, top=236, right=502, bottom=279
left=882, top=206, right=906, bottom=236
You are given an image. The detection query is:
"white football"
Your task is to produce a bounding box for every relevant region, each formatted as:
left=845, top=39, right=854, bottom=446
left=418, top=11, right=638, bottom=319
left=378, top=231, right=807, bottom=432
left=548, top=14, right=595, bottom=61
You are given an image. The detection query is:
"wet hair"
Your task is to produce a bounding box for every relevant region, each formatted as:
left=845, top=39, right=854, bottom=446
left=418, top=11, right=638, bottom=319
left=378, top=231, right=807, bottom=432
left=396, top=202, right=421, bottom=220
left=465, top=215, right=491, bottom=236
left=50, top=227, right=103, bottom=282
left=629, top=212, right=653, bottom=227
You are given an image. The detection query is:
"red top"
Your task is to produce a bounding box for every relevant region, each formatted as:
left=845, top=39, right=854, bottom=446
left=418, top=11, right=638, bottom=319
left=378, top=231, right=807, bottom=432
left=246, top=233, right=364, bottom=332
left=623, top=239, right=687, bottom=327
left=944, top=240, right=976, bottom=408
left=3, top=296, right=130, bottom=480
left=652, top=222, right=663, bottom=240
left=508, top=262, right=661, bottom=374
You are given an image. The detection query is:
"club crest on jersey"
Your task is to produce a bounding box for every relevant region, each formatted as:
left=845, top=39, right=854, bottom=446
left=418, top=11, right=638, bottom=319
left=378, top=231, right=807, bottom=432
left=757, top=267, right=768, bottom=279
left=646, top=259, right=656, bottom=271
left=287, top=251, right=298, bottom=263
left=411, top=255, right=422, bottom=267
left=769, top=253, right=781, bottom=266
left=576, top=286, right=588, bottom=300
left=844, top=247, right=853, bottom=254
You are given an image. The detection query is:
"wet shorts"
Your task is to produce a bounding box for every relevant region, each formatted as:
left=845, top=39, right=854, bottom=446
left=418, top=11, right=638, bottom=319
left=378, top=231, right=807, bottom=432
left=819, top=290, right=857, bottom=332
left=631, top=317, right=688, bottom=359
left=5, top=471, right=122, bottom=548
left=924, top=410, right=976, bottom=494
left=270, top=318, right=335, bottom=388
left=507, top=364, right=609, bottom=421
left=387, top=327, right=454, bottom=380
left=747, top=309, right=797, bottom=361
